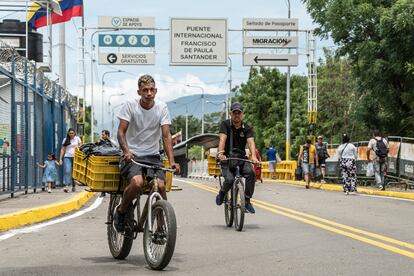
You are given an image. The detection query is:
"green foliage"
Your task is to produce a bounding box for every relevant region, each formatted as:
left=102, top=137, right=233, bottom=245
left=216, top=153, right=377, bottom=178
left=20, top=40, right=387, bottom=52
left=188, top=145, right=202, bottom=160
left=170, top=115, right=202, bottom=139
left=234, top=67, right=308, bottom=160
left=304, top=0, right=414, bottom=136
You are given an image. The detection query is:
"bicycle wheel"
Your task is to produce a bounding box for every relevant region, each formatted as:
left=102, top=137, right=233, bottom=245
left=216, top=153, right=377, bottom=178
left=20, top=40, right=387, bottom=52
left=224, top=190, right=233, bottom=227
left=143, top=200, right=177, bottom=270
left=233, top=179, right=245, bottom=231
left=107, top=194, right=134, bottom=259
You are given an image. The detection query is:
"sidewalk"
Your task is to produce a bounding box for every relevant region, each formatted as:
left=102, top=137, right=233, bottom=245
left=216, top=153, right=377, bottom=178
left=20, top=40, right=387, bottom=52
left=0, top=186, right=96, bottom=232
left=267, top=179, right=414, bottom=200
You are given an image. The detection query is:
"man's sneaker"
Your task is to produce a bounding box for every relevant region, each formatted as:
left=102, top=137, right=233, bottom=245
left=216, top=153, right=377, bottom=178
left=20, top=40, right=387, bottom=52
left=245, top=202, right=255, bottom=214
left=47, top=188, right=51, bottom=193
left=305, top=184, right=310, bottom=189
left=72, top=186, right=76, bottom=192
left=215, top=191, right=225, bottom=206
left=63, top=186, right=68, bottom=193
left=113, top=210, right=126, bottom=232
left=378, top=185, right=383, bottom=190
left=320, top=179, right=326, bottom=184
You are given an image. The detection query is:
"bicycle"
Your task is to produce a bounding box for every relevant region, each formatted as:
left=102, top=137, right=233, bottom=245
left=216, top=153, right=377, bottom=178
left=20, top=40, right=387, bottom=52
left=106, top=159, right=177, bottom=270
left=218, top=157, right=254, bottom=232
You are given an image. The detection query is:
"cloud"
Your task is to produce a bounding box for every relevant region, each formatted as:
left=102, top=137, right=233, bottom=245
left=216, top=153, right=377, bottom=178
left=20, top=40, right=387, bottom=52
left=72, top=73, right=229, bottom=129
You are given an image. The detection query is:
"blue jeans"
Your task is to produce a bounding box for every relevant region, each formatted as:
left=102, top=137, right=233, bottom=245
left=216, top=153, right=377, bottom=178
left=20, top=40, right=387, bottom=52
left=63, top=157, right=74, bottom=186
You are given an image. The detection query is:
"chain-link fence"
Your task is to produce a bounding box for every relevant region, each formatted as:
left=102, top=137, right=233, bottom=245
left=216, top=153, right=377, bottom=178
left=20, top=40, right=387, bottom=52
left=0, top=42, right=77, bottom=197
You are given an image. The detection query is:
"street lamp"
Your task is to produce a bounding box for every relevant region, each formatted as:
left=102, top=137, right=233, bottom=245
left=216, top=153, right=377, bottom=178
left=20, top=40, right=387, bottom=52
left=186, top=84, right=205, bottom=135
left=101, top=70, right=125, bottom=131
left=206, top=99, right=228, bottom=120
left=172, top=101, right=189, bottom=141
left=107, top=92, right=125, bottom=115
left=111, top=103, right=124, bottom=137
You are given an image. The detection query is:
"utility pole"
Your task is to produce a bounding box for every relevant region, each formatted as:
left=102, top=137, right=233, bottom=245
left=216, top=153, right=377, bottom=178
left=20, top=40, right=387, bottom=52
left=228, top=56, right=232, bottom=119
left=285, top=0, right=291, bottom=160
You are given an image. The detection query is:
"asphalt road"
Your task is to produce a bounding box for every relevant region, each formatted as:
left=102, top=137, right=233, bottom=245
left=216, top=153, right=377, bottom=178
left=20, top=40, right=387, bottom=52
left=0, top=178, right=413, bottom=275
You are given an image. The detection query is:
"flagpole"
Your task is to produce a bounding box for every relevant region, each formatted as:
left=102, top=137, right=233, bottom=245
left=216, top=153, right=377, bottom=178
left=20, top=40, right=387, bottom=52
left=59, top=23, right=66, bottom=92
left=82, top=2, right=86, bottom=141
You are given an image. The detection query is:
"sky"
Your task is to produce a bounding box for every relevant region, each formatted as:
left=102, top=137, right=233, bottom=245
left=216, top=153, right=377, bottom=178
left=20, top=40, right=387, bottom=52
left=0, top=0, right=335, bottom=131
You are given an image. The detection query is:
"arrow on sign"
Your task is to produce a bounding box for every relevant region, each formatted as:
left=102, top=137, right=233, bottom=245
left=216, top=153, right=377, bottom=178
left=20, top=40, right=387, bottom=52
left=107, top=53, right=117, bottom=64
left=254, top=56, right=289, bottom=64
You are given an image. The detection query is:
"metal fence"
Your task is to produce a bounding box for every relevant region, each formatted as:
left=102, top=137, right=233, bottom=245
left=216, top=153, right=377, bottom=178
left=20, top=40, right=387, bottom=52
left=324, top=137, right=414, bottom=189
left=0, top=42, right=77, bottom=197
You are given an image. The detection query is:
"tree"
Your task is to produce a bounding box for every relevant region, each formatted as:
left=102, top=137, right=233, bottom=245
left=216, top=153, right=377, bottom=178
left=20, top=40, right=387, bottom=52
left=170, top=115, right=201, bottom=139
left=304, top=0, right=414, bottom=136
left=316, top=49, right=367, bottom=143
left=204, top=111, right=226, bottom=134
left=234, top=67, right=308, bottom=160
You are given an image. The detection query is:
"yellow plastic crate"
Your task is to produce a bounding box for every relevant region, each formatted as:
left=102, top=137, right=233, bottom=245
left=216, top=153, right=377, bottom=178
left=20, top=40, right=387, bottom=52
left=84, top=155, right=173, bottom=192
left=72, top=148, right=87, bottom=184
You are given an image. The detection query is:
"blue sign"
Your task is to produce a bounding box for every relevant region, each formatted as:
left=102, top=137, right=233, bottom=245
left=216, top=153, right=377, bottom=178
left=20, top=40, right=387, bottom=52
left=98, top=34, right=155, bottom=47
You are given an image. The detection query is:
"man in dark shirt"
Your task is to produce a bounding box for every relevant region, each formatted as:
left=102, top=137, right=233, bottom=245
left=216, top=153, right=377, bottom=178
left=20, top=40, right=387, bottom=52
left=216, top=102, right=259, bottom=214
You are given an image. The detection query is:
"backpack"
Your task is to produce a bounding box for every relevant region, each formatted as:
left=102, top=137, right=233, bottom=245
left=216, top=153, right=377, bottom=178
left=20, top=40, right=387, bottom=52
left=317, top=143, right=327, bottom=161
left=375, top=138, right=388, bottom=162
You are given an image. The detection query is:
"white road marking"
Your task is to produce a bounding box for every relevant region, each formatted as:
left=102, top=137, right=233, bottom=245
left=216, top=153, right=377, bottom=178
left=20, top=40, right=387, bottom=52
left=0, top=196, right=104, bottom=241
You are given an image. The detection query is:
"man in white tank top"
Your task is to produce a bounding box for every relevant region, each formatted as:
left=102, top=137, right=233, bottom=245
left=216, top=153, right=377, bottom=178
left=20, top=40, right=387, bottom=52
left=114, top=74, right=180, bottom=232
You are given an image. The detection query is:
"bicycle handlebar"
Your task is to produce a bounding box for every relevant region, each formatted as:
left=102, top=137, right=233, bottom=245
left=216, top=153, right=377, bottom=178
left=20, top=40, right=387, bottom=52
left=219, top=157, right=255, bottom=164
left=129, top=159, right=176, bottom=172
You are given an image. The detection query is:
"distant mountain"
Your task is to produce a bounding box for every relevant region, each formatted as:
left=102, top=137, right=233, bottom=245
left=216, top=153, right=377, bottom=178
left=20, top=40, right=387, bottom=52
left=98, top=93, right=229, bottom=135
left=167, top=93, right=229, bottom=119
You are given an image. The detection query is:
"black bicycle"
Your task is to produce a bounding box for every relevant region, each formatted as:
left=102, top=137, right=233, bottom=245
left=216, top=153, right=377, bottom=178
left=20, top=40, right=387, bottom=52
left=106, top=160, right=177, bottom=270
left=218, top=157, right=254, bottom=232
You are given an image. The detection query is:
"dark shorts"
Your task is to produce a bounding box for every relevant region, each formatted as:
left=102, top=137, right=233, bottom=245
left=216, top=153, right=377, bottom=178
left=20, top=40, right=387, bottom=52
left=319, top=158, right=326, bottom=167
left=120, top=155, right=166, bottom=182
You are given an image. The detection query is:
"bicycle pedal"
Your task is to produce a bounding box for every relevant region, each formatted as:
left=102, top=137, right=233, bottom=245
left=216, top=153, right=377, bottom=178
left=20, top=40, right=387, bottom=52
left=105, top=221, right=112, bottom=225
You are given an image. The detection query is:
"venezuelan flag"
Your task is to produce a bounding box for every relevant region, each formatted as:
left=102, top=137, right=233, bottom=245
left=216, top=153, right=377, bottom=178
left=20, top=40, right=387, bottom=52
left=27, top=0, right=83, bottom=29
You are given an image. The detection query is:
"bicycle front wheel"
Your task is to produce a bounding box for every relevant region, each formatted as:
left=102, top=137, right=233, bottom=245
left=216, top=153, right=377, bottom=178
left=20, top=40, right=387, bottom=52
left=143, top=200, right=177, bottom=270
left=233, top=180, right=245, bottom=231
left=224, top=190, right=233, bottom=227
left=107, top=194, right=134, bottom=259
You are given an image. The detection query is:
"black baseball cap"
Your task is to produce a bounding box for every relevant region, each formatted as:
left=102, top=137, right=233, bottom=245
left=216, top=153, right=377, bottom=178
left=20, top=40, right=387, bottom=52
left=230, top=102, right=244, bottom=112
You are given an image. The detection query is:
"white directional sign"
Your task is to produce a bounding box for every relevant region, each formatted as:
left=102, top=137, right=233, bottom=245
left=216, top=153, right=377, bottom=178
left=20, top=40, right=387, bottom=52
left=170, top=18, right=228, bottom=66
left=98, top=16, right=155, bottom=29
left=98, top=52, right=155, bottom=65
left=243, top=18, right=298, bottom=31
left=243, top=36, right=298, bottom=48
left=243, top=54, right=298, bottom=66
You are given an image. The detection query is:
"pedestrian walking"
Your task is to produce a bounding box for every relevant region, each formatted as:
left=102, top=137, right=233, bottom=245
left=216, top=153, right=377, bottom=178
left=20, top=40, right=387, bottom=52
left=298, top=137, right=318, bottom=189
left=59, top=128, right=82, bottom=192
left=266, top=145, right=277, bottom=179
left=367, top=129, right=389, bottom=190
left=37, top=153, right=59, bottom=193
left=337, top=134, right=357, bottom=195
left=316, top=135, right=330, bottom=183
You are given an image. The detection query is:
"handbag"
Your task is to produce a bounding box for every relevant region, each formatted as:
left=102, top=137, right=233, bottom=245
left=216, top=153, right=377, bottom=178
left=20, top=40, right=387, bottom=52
left=295, top=166, right=303, bottom=180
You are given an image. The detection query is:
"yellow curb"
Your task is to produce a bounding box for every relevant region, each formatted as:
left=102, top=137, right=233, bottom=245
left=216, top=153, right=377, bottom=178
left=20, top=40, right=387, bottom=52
left=0, top=191, right=96, bottom=231
left=266, top=179, right=414, bottom=200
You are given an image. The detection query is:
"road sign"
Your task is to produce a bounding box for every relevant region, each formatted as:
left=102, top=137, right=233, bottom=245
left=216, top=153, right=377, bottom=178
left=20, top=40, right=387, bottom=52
left=98, top=16, right=155, bottom=29
left=243, top=54, right=298, bottom=66
left=170, top=18, right=227, bottom=66
left=243, top=36, right=298, bottom=48
left=98, top=34, right=155, bottom=47
left=98, top=53, right=155, bottom=65
left=243, top=18, right=298, bottom=31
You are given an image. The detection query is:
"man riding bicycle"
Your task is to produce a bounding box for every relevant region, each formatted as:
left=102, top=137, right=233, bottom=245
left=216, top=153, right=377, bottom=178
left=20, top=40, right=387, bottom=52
left=114, top=74, right=180, bottom=232
left=216, top=102, right=259, bottom=214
